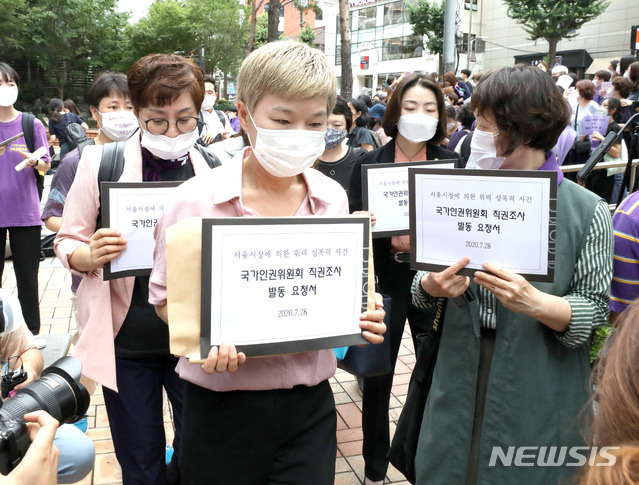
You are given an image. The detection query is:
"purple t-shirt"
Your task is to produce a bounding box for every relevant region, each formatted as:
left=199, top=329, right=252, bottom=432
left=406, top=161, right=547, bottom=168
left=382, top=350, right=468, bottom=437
left=0, top=113, right=51, bottom=227
left=42, top=148, right=83, bottom=292
left=41, top=148, right=81, bottom=222
left=610, top=191, right=639, bottom=313
left=447, top=128, right=469, bottom=152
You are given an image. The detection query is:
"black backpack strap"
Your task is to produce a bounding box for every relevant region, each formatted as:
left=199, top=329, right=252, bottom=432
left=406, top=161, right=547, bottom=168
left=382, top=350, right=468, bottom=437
left=21, top=112, right=44, bottom=199
left=215, top=110, right=226, bottom=126
left=195, top=144, right=221, bottom=169
left=96, top=141, right=126, bottom=228
left=21, top=112, right=36, bottom=152
left=76, top=139, right=95, bottom=160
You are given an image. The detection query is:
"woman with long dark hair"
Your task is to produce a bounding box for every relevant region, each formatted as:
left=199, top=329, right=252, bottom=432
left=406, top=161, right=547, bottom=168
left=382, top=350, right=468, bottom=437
left=347, top=98, right=375, bottom=151
left=349, top=73, right=462, bottom=484
left=587, top=97, right=625, bottom=202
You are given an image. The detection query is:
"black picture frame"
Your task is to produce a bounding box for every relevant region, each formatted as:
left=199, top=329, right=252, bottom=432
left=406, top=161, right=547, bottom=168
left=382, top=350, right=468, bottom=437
left=362, top=159, right=458, bottom=237
left=100, top=181, right=182, bottom=280
left=200, top=217, right=371, bottom=358
left=408, top=168, right=557, bottom=283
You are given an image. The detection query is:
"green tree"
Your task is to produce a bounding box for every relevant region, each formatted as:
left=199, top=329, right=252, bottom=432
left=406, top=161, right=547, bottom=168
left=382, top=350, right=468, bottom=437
left=503, top=0, right=610, bottom=68
left=187, top=0, right=248, bottom=76
left=298, top=22, right=316, bottom=48
left=119, top=0, right=196, bottom=71
left=0, top=0, right=29, bottom=56
left=406, top=0, right=444, bottom=58
left=253, top=13, right=270, bottom=51
left=121, top=0, right=248, bottom=79
left=246, top=0, right=268, bottom=55
left=24, top=0, right=129, bottom=98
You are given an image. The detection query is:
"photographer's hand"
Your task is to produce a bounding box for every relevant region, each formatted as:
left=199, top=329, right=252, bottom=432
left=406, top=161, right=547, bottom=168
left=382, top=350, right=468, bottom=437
left=2, top=411, right=59, bottom=485
left=14, top=348, right=44, bottom=391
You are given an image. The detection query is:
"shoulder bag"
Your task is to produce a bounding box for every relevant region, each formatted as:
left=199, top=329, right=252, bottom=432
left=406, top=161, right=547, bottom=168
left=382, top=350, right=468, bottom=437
left=388, top=297, right=448, bottom=484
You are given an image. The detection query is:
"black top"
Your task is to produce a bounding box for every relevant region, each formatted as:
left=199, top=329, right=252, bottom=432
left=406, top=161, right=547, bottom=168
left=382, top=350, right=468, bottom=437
left=606, top=121, right=621, bottom=137
left=48, top=113, right=84, bottom=145
left=114, top=157, right=196, bottom=359
left=316, top=146, right=363, bottom=198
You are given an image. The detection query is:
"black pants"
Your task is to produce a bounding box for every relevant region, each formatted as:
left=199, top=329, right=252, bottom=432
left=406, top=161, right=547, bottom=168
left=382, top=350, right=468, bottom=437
left=362, top=260, right=437, bottom=481
left=180, top=380, right=336, bottom=485
left=0, top=226, right=41, bottom=334
left=102, top=355, right=184, bottom=485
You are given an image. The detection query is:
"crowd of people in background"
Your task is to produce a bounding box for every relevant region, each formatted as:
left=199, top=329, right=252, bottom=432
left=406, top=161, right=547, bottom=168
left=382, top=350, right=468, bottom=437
left=1, top=43, right=639, bottom=485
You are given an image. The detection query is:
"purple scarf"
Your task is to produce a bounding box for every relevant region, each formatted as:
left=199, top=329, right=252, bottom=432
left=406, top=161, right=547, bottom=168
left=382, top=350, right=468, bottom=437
left=141, top=148, right=189, bottom=182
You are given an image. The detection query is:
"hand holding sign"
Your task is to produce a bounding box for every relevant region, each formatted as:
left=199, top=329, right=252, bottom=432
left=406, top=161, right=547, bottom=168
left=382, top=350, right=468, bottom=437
left=201, top=343, right=246, bottom=374
left=420, top=257, right=471, bottom=298
left=359, top=292, right=386, bottom=345
left=473, top=262, right=541, bottom=314
left=89, top=228, right=127, bottom=270
left=473, top=262, right=571, bottom=332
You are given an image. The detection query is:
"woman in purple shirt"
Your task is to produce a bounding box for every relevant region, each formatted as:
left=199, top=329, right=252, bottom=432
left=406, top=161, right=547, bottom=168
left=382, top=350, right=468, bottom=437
left=0, top=62, right=51, bottom=338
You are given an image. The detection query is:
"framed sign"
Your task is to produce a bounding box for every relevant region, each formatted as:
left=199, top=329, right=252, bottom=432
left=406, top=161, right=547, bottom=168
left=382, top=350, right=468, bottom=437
left=100, top=181, right=182, bottom=280
left=362, top=159, right=457, bottom=237
left=200, top=216, right=371, bottom=358
left=409, top=168, right=557, bottom=282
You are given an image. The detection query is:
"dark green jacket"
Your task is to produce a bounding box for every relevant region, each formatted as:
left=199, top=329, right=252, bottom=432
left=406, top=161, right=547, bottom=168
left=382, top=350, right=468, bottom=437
left=415, top=180, right=603, bottom=485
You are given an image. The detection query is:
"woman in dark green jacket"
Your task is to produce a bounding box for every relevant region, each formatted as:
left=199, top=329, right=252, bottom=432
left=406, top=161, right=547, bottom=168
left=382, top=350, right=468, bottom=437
left=412, top=65, right=613, bottom=485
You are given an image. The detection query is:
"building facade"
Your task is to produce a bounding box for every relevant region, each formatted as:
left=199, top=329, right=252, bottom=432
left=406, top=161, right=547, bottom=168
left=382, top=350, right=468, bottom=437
left=461, top=0, right=638, bottom=76
left=323, top=0, right=439, bottom=96
left=274, top=0, right=637, bottom=96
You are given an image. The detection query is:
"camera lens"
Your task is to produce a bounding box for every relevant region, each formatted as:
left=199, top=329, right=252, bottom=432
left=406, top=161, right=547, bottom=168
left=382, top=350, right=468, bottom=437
left=0, top=356, right=90, bottom=425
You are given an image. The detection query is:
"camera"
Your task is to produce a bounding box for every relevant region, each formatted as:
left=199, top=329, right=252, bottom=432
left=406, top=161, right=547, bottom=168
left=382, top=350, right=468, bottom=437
left=1, top=368, right=27, bottom=399
left=0, top=356, right=90, bottom=474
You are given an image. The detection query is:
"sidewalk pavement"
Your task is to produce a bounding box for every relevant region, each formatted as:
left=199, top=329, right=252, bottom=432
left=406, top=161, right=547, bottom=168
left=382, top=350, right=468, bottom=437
left=3, top=234, right=415, bottom=485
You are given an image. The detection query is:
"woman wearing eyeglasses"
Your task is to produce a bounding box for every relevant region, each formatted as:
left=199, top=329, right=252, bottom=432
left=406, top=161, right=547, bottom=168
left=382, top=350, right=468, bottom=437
left=54, top=54, right=217, bottom=485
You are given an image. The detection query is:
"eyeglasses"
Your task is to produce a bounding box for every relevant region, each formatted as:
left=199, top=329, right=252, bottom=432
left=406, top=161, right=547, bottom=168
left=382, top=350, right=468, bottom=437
left=141, top=116, right=198, bottom=136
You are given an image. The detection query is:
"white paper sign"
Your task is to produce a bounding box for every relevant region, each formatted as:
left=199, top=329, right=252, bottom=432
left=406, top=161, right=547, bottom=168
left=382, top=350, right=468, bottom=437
left=362, top=160, right=457, bottom=237
left=201, top=217, right=370, bottom=357
left=409, top=169, right=557, bottom=282
left=101, top=182, right=182, bottom=279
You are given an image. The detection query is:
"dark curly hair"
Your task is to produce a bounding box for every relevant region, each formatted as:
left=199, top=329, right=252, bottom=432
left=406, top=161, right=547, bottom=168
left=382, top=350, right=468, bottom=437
left=471, top=65, right=570, bottom=152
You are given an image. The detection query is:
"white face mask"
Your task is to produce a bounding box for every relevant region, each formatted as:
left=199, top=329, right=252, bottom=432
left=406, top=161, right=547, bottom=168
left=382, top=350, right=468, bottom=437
left=248, top=110, right=326, bottom=178
left=596, top=107, right=608, bottom=117
left=0, top=86, right=18, bottom=107
left=397, top=113, right=439, bottom=143
left=201, top=94, right=216, bottom=111
left=470, top=129, right=506, bottom=169
left=97, top=110, right=139, bottom=141
left=140, top=128, right=199, bottom=160
left=447, top=121, right=456, bottom=132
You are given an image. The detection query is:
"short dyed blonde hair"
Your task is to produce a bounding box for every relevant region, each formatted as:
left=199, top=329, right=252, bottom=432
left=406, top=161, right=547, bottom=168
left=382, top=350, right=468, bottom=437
left=237, top=41, right=337, bottom=113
